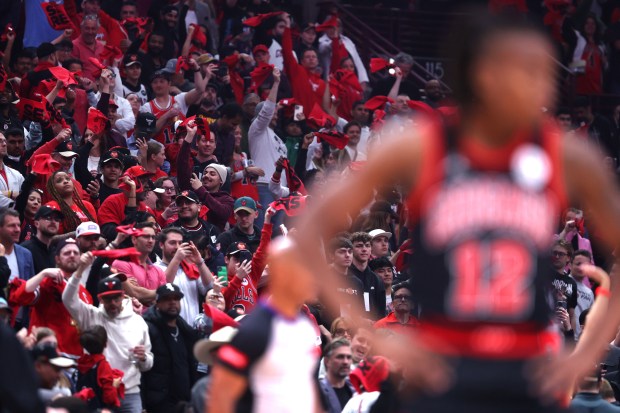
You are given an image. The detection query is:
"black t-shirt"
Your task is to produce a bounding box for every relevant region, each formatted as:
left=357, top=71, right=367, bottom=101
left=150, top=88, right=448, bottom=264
left=552, top=271, right=579, bottom=310
left=333, top=385, right=352, bottom=409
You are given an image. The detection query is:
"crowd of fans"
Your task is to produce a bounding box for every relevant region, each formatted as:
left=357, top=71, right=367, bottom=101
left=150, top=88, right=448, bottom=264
left=0, top=1, right=620, bottom=413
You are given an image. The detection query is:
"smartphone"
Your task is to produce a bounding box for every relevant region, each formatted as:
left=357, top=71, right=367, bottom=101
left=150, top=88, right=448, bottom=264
left=294, top=105, right=304, bottom=120
left=217, top=266, right=228, bottom=284
left=566, top=220, right=575, bottom=226
left=556, top=300, right=567, bottom=310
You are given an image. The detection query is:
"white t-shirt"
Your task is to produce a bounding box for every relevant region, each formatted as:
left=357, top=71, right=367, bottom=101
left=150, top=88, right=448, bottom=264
left=155, top=260, right=209, bottom=324
left=572, top=276, right=594, bottom=340
left=6, top=249, right=18, bottom=281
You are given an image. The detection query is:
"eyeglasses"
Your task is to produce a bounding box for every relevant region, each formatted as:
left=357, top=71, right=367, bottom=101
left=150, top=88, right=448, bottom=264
left=208, top=294, right=224, bottom=300
left=552, top=251, right=568, bottom=258
left=393, top=295, right=412, bottom=302
left=334, top=328, right=353, bottom=336
left=162, top=187, right=176, bottom=192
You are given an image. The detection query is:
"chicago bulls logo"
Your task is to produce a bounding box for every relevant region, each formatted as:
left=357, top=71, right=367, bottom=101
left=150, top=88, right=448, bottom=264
left=111, top=151, right=118, bottom=158
left=237, top=242, right=246, bottom=250
left=105, top=281, right=115, bottom=289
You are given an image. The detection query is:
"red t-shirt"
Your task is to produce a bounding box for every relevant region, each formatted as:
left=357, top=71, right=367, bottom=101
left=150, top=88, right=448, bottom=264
left=46, top=200, right=98, bottom=234
left=98, top=192, right=154, bottom=225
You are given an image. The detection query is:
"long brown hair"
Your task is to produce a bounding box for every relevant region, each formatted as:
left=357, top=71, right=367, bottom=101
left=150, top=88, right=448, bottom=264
left=46, top=171, right=96, bottom=232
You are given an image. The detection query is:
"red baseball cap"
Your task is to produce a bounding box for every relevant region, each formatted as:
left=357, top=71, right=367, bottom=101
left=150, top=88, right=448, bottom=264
left=252, top=44, right=269, bottom=55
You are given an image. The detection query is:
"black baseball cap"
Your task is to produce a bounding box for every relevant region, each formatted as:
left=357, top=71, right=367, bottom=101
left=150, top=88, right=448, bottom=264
left=98, top=274, right=128, bottom=298
left=176, top=190, right=199, bottom=204
left=226, top=241, right=253, bottom=258
left=31, top=343, right=76, bottom=368
left=123, top=53, right=142, bottom=68
left=55, top=140, right=78, bottom=158
left=101, top=148, right=125, bottom=168
left=36, top=42, right=56, bottom=59
left=135, top=112, right=157, bottom=133
left=155, top=283, right=184, bottom=302
left=34, top=205, right=64, bottom=221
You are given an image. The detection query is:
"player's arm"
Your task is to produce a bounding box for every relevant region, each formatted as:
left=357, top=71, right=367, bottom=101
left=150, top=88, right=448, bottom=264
left=207, top=364, right=247, bottom=413
left=557, top=137, right=620, bottom=371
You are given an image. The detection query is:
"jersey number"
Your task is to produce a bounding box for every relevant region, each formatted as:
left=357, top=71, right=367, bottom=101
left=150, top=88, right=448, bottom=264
left=449, top=240, right=532, bottom=319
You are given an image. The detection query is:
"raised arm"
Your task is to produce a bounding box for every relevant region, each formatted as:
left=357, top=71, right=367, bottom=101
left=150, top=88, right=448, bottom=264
left=178, top=124, right=198, bottom=190
left=62, top=252, right=98, bottom=326
left=184, top=58, right=211, bottom=107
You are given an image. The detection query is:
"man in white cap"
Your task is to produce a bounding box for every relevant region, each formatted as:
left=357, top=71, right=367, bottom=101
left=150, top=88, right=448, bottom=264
left=186, top=162, right=234, bottom=232
left=368, top=229, right=392, bottom=259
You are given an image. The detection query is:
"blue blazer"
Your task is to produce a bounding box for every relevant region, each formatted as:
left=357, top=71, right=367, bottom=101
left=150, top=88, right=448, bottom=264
left=14, top=244, right=35, bottom=281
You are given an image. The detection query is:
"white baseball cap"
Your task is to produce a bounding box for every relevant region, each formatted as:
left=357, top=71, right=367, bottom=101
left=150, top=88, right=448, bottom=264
left=76, top=221, right=101, bottom=238
left=368, top=229, right=392, bottom=240
left=193, top=326, right=238, bottom=365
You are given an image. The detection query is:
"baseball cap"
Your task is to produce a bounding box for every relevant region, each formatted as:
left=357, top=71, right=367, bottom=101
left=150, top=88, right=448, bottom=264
left=100, top=149, right=125, bottom=168
left=176, top=190, right=199, bottom=204
left=252, top=44, right=269, bottom=55
left=150, top=69, right=171, bottom=82
left=36, top=42, right=56, bottom=59
left=162, top=58, right=177, bottom=74
left=193, top=326, right=238, bottom=365
left=368, top=229, right=392, bottom=240
left=55, top=140, right=78, bottom=158
left=234, top=197, right=257, bottom=214
left=226, top=241, right=252, bottom=257
left=34, top=205, right=63, bottom=221
left=76, top=221, right=100, bottom=238
left=125, top=165, right=154, bottom=179
left=135, top=112, right=157, bottom=133
left=54, top=238, right=78, bottom=256
left=0, top=297, right=12, bottom=313
left=123, top=53, right=142, bottom=67
left=97, top=273, right=128, bottom=297
left=197, top=53, right=216, bottom=65
left=31, top=343, right=76, bottom=368
left=155, top=283, right=184, bottom=302
left=109, top=99, right=118, bottom=108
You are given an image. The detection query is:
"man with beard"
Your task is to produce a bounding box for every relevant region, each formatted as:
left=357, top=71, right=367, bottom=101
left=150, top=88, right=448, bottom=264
left=155, top=227, right=214, bottom=323
left=127, top=31, right=168, bottom=85
left=20, top=206, right=63, bottom=273
left=217, top=197, right=262, bottom=254
left=319, top=339, right=355, bottom=413
left=112, top=222, right=166, bottom=307
left=142, top=283, right=199, bottom=413
left=0, top=132, right=24, bottom=208
left=168, top=190, right=219, bottom=245
left=422, top=79, right=445, bottom=109
left=11, top=239, right=92, bottom=357
left=3, top=127, right=26, bottom=175
left=63, top=252, right=153, bottom=413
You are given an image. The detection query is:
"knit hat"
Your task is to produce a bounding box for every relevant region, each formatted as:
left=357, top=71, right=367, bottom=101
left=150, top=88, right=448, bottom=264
left=205, top=164, right=227, bottom=185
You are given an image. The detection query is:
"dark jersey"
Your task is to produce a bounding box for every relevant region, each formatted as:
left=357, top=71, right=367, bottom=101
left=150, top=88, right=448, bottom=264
left=407, top=122, right=567, bottom=327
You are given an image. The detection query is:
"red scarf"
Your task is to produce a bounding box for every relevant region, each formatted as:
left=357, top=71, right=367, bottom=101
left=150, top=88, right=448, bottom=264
left=180, top=260, right=200, bottom=280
